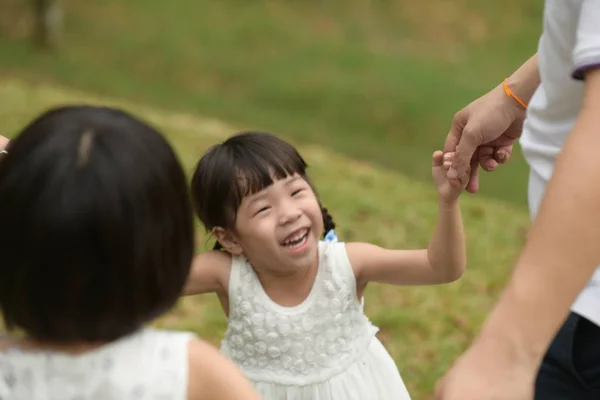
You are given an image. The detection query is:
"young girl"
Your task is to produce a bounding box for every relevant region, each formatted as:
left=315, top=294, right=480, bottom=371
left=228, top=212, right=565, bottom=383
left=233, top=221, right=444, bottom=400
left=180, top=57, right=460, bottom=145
left=184, top=131, right=468, bottom=399
left=0, top=106, right=260, bottom=400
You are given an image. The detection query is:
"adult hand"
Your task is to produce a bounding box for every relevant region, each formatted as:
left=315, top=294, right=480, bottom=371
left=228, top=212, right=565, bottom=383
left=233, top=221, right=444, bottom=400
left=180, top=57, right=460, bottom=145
left=444, top=83, right=526, bottom=193
left=0, top=135, right=9, bottom=151
left=434, top=334, right=538, bottom=400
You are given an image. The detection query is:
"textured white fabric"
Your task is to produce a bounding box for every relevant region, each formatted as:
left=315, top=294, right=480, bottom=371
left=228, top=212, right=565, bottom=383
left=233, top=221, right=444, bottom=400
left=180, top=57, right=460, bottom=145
left=0, top=328, right=194, bottom=400
left=221, top=240, right=411, bottom=399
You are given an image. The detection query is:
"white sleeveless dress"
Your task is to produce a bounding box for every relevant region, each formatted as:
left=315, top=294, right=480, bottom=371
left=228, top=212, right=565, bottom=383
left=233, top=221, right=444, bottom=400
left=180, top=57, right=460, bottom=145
left=0, top=328, right=194, bottom=400
left=221, top=240, right=412, bottom=400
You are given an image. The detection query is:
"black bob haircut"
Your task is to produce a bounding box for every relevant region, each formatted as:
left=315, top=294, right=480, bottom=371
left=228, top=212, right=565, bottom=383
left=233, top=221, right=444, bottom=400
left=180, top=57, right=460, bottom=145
left=0, top=105, right=194, bottom=343
left=191, top=131, right=335, bottom=250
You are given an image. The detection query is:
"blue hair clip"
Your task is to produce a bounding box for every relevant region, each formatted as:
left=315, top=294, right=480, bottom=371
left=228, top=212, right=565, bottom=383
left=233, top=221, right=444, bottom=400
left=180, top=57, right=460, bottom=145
left=324, top=229, right=338, bottom=243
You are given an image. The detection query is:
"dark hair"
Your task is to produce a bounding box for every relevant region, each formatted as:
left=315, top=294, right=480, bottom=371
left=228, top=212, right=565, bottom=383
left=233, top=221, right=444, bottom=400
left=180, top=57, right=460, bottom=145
left=191, top=131, right=335, bottom=250
left=0, top=105, right=195, bottom=343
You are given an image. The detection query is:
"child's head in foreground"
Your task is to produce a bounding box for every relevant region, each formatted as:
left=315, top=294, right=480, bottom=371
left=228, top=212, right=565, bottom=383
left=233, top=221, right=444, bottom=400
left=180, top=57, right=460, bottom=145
left=191, top=131, right=336, bottom=273
left=0, top=105, right=194, bottom=344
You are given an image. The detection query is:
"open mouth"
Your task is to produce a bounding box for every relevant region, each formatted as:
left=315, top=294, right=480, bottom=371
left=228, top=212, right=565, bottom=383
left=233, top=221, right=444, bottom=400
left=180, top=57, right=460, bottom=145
left=280, top=228, right=309, bottom=250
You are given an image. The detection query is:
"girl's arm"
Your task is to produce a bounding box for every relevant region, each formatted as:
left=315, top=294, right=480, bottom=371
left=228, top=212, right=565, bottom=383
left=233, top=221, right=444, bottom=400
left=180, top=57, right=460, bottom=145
left=347, top=201, right=465, bottom=286
left=427, top=200, right=466, bottom=281
left=187, top=339, right=262, bottom=400
left=182, top=250, right=231, bottom=296
left=347, top=151, right=467, bottom=286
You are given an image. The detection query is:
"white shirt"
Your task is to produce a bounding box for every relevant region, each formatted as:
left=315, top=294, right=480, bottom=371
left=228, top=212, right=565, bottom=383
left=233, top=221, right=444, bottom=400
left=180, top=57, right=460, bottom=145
left=520, top=0, right=600, bottom=326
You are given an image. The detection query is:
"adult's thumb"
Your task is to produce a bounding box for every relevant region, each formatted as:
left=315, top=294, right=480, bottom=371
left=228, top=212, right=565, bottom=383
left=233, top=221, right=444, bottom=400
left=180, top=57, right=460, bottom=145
left=448, top=124, right=481, bottom=180
left=444, top=111, right=466, bottom=153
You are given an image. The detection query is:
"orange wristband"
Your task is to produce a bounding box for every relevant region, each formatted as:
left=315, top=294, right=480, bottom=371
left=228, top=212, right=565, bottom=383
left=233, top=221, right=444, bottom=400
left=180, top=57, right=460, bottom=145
left=503, top=78, right=528, bottom=109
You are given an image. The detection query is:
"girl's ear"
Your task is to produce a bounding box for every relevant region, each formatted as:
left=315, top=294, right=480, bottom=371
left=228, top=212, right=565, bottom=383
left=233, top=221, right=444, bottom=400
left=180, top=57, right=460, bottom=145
left=212, top=227, right=243, bottom=255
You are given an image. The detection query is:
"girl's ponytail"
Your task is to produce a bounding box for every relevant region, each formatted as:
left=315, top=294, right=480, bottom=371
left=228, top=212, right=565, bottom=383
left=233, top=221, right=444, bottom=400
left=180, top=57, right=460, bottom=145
left=321, top=205, right=338, bottom=242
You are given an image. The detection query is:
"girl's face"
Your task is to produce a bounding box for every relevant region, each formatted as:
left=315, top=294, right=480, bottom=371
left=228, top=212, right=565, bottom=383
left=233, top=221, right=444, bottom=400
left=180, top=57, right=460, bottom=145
left=223, top=173, right=324, bottom=275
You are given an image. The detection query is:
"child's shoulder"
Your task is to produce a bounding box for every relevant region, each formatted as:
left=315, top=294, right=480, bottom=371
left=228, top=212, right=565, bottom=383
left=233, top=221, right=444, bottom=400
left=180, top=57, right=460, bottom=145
left=321, top=240, right=367, bottom=259
left=196, top=249, right=233, bottom=267
left=187, top=338, right=261, bottom=400
left=319, top=240, right=359, bottom=273
left=322, top=241, right=379, bottom=274
left=185, top=250, right=233, bottom=296
left=334, top=241, right=379, bottom=257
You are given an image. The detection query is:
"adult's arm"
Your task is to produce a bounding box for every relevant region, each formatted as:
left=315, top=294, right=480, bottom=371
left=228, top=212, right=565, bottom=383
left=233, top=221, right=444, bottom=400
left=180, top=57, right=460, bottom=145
left=504, top=53, right=541, bottom=107
left=435, top=5, right=600, bottom=398
left=477, top=1, right=600, bottom=364
left=478, top=63, right=600, bottom=367
left=444, top=54, right=540, bottom=192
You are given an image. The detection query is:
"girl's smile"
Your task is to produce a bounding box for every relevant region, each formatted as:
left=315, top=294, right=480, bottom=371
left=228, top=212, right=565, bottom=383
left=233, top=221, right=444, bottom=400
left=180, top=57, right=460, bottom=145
left=280, top=227, right=310, bottom=253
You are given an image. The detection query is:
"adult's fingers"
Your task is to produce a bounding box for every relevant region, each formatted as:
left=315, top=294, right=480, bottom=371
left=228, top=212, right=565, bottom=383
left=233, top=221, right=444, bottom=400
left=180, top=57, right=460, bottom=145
left=465, top=155, right=480, bottom=193
left=474, top=144, right=514, bottom=171
left=479, top=144, right=513, bottom=171
left=448, top=122, right=483, bottom=180
left=494, top=144, right=513, bottom=164
left=476, top=146, right=497, bottom=171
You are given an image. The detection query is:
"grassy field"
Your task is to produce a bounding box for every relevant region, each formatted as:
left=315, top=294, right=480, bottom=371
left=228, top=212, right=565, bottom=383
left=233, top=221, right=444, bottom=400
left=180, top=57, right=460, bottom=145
left=0, top=0, right=543, bottom=206
left=0, top=78, right=530, bottom=399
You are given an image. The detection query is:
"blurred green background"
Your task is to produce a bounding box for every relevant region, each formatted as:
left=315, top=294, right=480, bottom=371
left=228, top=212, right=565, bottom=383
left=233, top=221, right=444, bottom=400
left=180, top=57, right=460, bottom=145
left=0, top=1, right=542, bottom=399
left=0, top=0, right=542, bottom=206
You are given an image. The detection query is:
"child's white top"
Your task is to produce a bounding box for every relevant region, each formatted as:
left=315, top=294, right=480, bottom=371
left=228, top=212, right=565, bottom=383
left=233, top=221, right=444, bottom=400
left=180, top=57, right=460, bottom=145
left=221, top=240, right=411, bottom=399
left=0, top=328, right=194, bottom=400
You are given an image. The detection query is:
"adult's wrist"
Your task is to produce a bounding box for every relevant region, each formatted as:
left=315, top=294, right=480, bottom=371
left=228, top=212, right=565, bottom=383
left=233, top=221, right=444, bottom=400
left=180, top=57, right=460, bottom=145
left=503, top=54, right=540, bottom=119
left=477, top=281, right=552, bottom=370
left=499, top=79, right=528, bottom=123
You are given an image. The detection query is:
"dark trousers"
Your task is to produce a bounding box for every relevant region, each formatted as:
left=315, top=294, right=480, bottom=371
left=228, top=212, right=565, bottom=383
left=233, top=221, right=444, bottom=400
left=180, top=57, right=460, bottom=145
left=535, top=312, right=600, bottom=399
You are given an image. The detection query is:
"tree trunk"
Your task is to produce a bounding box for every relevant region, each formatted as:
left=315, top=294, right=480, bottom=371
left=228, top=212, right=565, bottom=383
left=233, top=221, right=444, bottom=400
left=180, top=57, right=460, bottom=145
left=32, top=0, right=62, bottom=49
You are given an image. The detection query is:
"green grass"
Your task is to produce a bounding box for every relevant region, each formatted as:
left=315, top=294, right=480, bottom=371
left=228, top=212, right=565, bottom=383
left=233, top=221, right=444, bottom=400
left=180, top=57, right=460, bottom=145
left=0, top=0, right=543, bottom=206
left=0, top=79, right=530, bottom=399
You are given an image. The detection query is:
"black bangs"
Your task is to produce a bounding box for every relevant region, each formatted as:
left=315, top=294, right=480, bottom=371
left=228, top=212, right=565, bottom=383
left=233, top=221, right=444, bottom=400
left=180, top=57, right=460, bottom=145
left=233, top=138, right=307, bottom=198
left=192, top=131, right=307, bottom=232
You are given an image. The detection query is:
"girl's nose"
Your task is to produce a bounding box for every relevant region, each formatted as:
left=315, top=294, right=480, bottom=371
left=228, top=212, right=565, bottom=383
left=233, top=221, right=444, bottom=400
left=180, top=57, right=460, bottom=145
left=279, top=205, right=302, bottom=225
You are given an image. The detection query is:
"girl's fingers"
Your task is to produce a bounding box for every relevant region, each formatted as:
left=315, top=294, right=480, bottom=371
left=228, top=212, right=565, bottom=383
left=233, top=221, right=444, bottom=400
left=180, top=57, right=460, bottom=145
left=432, top=151, right=444, bottom=166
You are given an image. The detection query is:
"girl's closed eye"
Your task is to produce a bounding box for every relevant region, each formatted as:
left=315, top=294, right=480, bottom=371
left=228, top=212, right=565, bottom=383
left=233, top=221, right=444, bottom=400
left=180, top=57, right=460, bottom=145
left=254, top=205, right=271, bottom=216
left=290, top=182, right=308, bottom=197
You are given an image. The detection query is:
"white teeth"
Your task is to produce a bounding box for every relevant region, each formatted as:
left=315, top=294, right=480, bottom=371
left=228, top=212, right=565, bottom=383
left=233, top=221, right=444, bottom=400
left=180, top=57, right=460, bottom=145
left=284, top=235, right=307, bottom=249
left=287, top=233, right=304, bottom=242
left=282, top=229, right=308, bottom=248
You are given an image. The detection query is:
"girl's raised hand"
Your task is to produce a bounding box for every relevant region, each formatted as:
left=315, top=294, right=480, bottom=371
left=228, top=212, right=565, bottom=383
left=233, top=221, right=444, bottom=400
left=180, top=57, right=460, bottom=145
left=432, top=151, right=469, bottom=204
